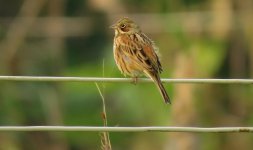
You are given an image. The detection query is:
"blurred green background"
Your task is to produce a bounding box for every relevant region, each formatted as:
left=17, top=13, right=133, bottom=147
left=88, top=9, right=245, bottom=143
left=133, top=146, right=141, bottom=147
left=0, top=0, right=253, bottom=149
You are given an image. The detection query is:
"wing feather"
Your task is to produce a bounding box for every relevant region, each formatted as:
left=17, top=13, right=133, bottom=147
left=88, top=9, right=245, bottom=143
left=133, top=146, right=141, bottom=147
left=119, top=33, right=162, bottom=74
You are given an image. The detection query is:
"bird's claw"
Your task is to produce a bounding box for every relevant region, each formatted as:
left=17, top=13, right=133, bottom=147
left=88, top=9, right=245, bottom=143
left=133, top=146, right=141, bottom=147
left=132, top=77, right=138, bottom=85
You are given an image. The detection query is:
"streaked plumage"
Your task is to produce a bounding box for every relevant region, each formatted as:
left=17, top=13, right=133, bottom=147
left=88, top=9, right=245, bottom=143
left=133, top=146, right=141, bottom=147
left=111, top=17, right=170, bottom=104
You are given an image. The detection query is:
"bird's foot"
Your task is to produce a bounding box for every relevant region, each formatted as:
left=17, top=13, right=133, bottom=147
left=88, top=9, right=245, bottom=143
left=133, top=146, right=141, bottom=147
left=132, top=77, right=138, bottom=85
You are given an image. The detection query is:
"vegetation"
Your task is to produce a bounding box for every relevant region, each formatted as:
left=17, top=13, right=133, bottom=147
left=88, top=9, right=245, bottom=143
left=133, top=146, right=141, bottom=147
left=0, top=0, right=253, bottom=149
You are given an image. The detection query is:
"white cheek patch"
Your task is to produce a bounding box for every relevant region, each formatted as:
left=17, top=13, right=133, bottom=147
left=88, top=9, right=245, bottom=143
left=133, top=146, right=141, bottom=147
left=115, top=29, right=119, bottom=36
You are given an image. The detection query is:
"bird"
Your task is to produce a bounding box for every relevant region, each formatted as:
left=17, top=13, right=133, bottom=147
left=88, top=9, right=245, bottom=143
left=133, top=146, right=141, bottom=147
left=110, top=17, right=171, bottom=104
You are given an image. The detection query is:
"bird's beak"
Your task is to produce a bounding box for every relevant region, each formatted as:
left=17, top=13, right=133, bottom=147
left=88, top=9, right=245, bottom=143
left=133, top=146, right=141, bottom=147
left=110, top=23, right=117, bottom=29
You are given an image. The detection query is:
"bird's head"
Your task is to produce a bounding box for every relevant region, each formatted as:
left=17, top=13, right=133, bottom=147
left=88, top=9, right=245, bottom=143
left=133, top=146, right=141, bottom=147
left=110, top=17, right=140, bottom=35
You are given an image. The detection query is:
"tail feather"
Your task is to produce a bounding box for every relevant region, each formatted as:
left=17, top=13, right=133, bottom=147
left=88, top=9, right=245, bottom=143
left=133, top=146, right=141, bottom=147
left=156, top=78, right=170, bottom=104
left=145, top=71, right=171, bottom=104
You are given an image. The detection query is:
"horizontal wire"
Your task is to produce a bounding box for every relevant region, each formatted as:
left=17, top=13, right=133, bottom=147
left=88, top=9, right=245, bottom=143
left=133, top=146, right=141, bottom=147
left=0, top=126, right=253, bottom=133
left=0, top=76, right=252, bottom=133
left=0, top=76, right=253, bottom=84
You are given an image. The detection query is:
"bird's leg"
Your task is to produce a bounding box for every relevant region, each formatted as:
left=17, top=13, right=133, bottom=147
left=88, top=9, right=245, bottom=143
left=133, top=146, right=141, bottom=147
left=132, top=77, right=138, bottom=85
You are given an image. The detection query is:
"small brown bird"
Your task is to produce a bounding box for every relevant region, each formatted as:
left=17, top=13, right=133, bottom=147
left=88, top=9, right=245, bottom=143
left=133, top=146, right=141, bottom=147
left=111, top=17, right=170, bottom=104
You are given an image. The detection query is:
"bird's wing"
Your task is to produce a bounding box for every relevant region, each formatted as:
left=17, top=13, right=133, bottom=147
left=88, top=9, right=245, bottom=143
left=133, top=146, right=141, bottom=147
left=119, top=34, right=162, bottom=74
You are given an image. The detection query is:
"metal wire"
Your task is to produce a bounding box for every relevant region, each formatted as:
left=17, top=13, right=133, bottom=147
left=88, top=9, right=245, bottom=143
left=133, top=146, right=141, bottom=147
left=0, top=76, right=252, bottom=133
left=0, top=76, right=253, bottom=84
left=0, top=126, right=253, bottom=133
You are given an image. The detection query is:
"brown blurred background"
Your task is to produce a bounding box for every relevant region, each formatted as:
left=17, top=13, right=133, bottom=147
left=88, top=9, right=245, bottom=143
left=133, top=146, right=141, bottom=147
left=0, top=0, right=253, bottom=150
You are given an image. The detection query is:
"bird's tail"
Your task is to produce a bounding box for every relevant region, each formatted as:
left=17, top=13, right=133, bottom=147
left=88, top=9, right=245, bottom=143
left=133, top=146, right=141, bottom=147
left=146, top=72, right=171, bottom=104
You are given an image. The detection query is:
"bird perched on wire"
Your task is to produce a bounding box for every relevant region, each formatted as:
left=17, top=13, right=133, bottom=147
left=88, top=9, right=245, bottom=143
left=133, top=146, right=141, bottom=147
left=110, top=17, right=171, bottom=104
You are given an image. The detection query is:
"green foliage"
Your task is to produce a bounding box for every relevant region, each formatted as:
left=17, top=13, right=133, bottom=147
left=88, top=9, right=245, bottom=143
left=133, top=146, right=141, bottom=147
left=0, top=0, right=253, bottom=149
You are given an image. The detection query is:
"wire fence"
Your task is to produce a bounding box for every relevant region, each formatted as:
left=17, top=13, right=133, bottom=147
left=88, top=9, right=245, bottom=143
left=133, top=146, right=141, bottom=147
left=0, top=126, right=253, bottom=133
left=0, top=76, right=253, bottom=84
left=0, top=75, right=253, bottom=133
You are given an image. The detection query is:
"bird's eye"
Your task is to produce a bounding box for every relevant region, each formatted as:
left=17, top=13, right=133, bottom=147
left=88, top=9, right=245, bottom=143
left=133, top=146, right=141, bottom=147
left=120, top=24, right=126, bottom=29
